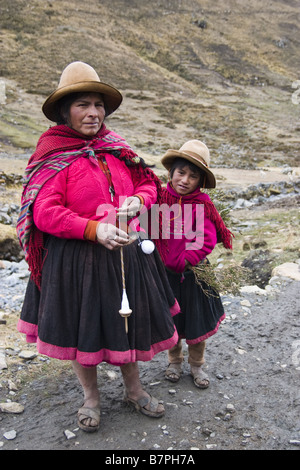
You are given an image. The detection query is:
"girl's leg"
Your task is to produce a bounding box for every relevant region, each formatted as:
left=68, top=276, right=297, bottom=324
left=188, top=340, right=206, bottom=367
left=188, top=341, right=210, bottom=388
left=168, top=338, right=184, bottom=364
left=165, top=339, right=183, bottom=382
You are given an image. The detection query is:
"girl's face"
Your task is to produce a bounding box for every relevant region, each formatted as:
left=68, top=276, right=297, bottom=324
left=68, top=93, right=105, bottom=136
left=170, top=164, right=201, bottom=195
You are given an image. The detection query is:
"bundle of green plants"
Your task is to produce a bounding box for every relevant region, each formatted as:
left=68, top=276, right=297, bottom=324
left=191, top=262, right=251, bottom=296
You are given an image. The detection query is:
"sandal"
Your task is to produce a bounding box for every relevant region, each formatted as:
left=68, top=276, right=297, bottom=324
left=190, top=367, right=210, bottom=389
left=165, top=363, right=182, bottom=383
left=124, top=393, right=165, bottom=418
left=77, top=405, right=101, bottom=433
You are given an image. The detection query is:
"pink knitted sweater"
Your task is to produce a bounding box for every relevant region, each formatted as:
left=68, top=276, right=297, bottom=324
left=33, top=153, right=157, bottom=240
left=160, top=183, right=227, bottom=273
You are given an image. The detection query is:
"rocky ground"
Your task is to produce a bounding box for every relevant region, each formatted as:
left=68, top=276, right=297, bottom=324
left=0, top=260, right=299, bottom=452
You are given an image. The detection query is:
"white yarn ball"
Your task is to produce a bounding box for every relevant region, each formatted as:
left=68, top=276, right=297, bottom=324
left=140, top=239, right=155, bottom=254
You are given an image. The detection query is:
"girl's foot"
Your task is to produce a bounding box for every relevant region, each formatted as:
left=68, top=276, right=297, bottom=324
left=165, top=363, right=182, bottom=383
left=190, top=365, right=210, bottom=389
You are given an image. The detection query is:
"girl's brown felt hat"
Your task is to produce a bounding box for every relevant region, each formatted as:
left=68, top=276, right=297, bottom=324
left=161, top=140, right=216, bottom=188
left=42, top=61, right=122, bottom=122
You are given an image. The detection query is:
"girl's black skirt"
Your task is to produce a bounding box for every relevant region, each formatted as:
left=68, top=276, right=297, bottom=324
left=18, top=236, right=179, bottom=367
left=166, top=268, right=225, bottom=344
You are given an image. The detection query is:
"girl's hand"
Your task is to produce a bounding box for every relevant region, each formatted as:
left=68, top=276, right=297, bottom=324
left=184, top=259, right=192, bottom=271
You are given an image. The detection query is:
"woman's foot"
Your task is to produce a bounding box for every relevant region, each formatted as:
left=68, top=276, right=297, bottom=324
left=165, top=363, right=182, bottom=383
left=72, top=361, right=100, bottom=432
left=77, top=398, right=101, bottom=432
left=190, top=365, right=210, bottom=389
left=124, top=391, right=165, bottom=418
left=121, top=362, right=165, bottom=418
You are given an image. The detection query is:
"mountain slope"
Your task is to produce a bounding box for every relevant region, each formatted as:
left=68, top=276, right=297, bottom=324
left=0, top=0, right=299, bottom=167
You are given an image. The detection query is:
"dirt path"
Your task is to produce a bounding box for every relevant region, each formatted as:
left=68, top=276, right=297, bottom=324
left=0, top=276, right=299, bottom=451
left=1, top=151, right=299, bottom=189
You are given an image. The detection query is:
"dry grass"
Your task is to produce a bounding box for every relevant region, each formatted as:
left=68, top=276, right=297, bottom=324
left=0, top=0, right=299, bottom=167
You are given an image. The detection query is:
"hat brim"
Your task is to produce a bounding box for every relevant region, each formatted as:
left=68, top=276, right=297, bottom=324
left=161, top=150, right=216, bottom=189
left=42, top=81, right=123, bottom=122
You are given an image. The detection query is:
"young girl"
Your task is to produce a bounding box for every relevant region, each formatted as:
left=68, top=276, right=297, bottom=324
left=155, top=140, right=233, bottom=388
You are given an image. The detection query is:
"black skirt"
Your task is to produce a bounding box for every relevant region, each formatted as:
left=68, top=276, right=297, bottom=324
left=166, top=268, right=225, bottom=344
left=18, top=236, right=179, bottom=367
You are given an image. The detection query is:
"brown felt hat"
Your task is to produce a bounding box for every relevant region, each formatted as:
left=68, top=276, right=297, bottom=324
left=42, top=61, right=123, bottom=122
left=161, top=139, right=216, bottom=188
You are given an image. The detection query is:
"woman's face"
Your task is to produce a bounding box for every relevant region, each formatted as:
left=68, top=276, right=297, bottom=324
left=170, top=165, right=201, bottom=195
left=68, top=93, right=105, bottom=136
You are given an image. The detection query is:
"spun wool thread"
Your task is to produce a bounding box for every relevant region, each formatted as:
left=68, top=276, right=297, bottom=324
left=119, top=246, right=132, bottom=333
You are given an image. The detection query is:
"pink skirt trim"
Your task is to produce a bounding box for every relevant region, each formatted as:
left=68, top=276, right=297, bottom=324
left=170, top=299, right=180, bottom=316
left=17, top=318, right=179, bottom=367
left=18, top=318, right=38, bottom=341
left=184, top=313, right=226, bottom=345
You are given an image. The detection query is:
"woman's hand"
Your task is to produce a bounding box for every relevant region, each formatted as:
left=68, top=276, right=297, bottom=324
left=116, top=196, right=141, bottom=218
left=96, top=223, right=131, bottom=250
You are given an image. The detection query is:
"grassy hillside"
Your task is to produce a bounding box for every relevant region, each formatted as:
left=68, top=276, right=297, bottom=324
left=0, top=0, right=299, bottom=167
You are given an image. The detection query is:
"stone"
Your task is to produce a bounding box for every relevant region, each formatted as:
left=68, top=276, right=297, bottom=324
left=8, top=380, right=18, bottom=391
left=223, top=413, right=231, bottom=421
left=235, top=347, right=247, bottom=355
left=3, top=430, right=17, bottom=440
left=289, top=440, right=300, bottom=446
left=166, top=402, right=178, bottom=408
left=106, top=370, right=118, bottom=380
left=18, top=350, right=38, bottom=360
left=0, top=402, right=24, bottom=414
left=240, top=285, right=267, bottom=295
left=226, top=403, right=236, bottom=413
left=0, top=351, right=7, bottom=370
left=232, top=198, right=254, bottom=209
left=272, top=262, right=300, bottom=281
left=242, top=307, right=251, bottom=315
left=0, top=80, right=6, bottom=105
left=64, top=429, right=76, bottom=440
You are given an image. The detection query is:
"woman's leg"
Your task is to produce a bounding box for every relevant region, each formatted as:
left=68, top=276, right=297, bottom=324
left=72, top=360, right=100, bottom=430
left=121, top=362, right=164, bottom=417
left=120, top=362, right=145, bottom=400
